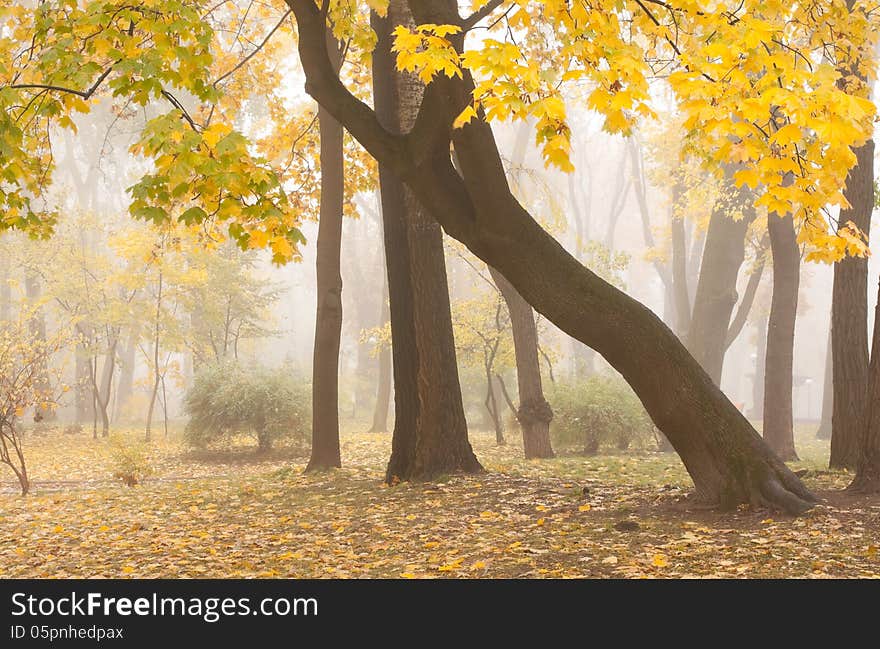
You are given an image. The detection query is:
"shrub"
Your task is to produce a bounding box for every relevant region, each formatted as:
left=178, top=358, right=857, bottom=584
left=547, top=376, right=654, bottom=453
left=110, top=438, right=153, bottom=487
left=183, top=363, right=310, bottom=451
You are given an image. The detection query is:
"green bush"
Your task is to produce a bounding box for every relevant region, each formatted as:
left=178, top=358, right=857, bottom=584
left=547, top=376, right=654, bottom=453
left=184, top=363, right=310, bottom=451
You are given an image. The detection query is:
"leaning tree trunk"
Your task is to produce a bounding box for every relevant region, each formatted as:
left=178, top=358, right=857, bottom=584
left=816, top=326, right=833, bottom=439
left=306, top=32, right=345, bottom=472
left=830, top=140, right=874, bottom=469
left=687, top=171, right=755, bottom=384
left=763, top=211, right=800, bottom=461
left=289, top=0, right=815, bottom=513
left=849, top=277, right=880, bottom=493
left=373, top=3, right=480, bottom=481
left=490, top=268, right=554, bottom=458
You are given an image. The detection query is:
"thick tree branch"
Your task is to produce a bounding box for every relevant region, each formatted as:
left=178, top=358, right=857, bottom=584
left=285, top=0, right=409, bottom=173
left=463, top=0, right=505, bottom=30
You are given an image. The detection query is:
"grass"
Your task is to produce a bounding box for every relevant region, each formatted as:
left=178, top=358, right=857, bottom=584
left=0, top=424, right=877, bottom=578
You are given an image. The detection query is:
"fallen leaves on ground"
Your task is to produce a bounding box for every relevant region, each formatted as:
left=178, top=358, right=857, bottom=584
left=0, top=427, right=878, bottom=578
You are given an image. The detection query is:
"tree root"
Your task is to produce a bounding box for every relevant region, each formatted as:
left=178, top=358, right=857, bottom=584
left=757, top=476, right=817, bottom=516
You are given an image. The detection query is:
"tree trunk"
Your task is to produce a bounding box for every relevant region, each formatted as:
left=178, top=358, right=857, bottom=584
left=0, top=255, right=10, bottom=321
left=816, top=326, right=833, bottom=439
left=368, top=278, right=392, bottom=433
left=305, top=31, right=345, bottom=472
left=145, top=271, right=163, bottom=442
left=485, top=363, right=504, bottom=445
left=724, top=242, right=767, bottom=350
left=687, top=173, right=755, bottom=384
left=289, top=0, right=815, bottom=513
left=749, top=315, right=768, bottom=420
left=373, top=3, right=480, bottom=481
left=114, top=331, right=137, bottom=423
left=24, top=272, right=55, bottom=422
left=670, top=189, right=691, bottom=339
left=849, top=277, right=880, bottom=493
left=830, top=140, right=874, bottom=469
left=490, top=268, right=554, bottom=458
left=763, top=211, right=800, bottom=461
left=96, top=335, right=117, bottom=437
left=75, top=338, right=94, bottom=426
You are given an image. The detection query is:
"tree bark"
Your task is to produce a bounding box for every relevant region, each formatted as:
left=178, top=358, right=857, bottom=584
left=830, top=140, right=874, bottom=469
left=490, top=268, right=554, bottom=458
left=687, top=173, right=756, bottom=384
left=305, top=31, right=344, bottom=472
left=849, top=277, right=880, bottom=493
left=288, top=0, right=814, bottom=513
left=373, top=3, right=480, bottom=481
left=816, top=326, right=833, bottom=439
left=763, top=211, right=800, bottom=461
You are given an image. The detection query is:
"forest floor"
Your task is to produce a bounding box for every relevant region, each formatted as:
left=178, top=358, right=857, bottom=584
left=1, top=426, right=878, bottom=578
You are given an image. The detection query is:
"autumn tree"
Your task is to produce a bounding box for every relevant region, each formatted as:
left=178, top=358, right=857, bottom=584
left=373, top=2, right=481, bottom=481
left=0, top=311, right=70, bottom=495
left=287, top=0, right=880, bottom=512
left=830, top=139, right=875, bottom=468
left=4, top=0, right=879, bottom=512
left=307, top=31, right=345, bottom=472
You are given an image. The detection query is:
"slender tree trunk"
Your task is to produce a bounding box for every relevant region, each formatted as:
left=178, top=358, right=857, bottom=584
left=290, top=0, right=815, bottom=513
left=830, top=140, right=874, bottom=469
left=145, top=272, right=163, bottom=442
left=763, top=212, right=800, bottom=461
left=849, top=277, right=880, bottom=493
left=485, top=363, right=504, bottom=445
left=95, top=336, right=117, bottom=437
left=749, top=315, right=768, bottom=420
left=687, top=173, right=756, bottom=384
left=686, top=225, right=706, bottom=299
left=725, top=242, right=767, bottom=350
left=305, top=31, right=345, bottom=472
left=24, top=272, right=55, bottom=422
left=0, top=255, right=10, bottom=321
left=114, top=331, right=137, bottom=423
left=75, top=337, right=94, bottom=426
left=97, top=335, right=117, bottom=437
left=490, top=269, right=554, bottom=458
left=670, top=194, right=691, bottom=339
left=373, top=3, right=480, bottom=481
left=816, top=326, right=833, bottom=439
left=369, top=279, right=392, bottom=433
